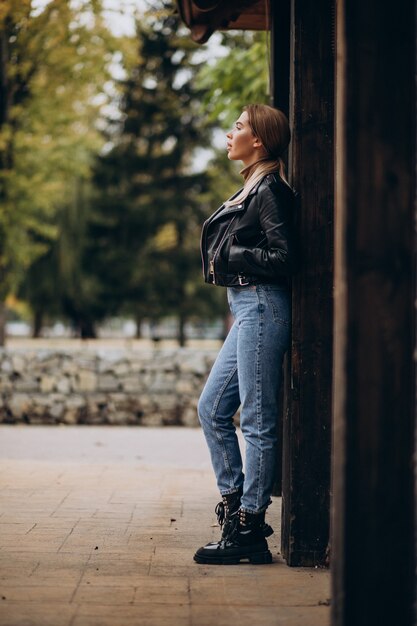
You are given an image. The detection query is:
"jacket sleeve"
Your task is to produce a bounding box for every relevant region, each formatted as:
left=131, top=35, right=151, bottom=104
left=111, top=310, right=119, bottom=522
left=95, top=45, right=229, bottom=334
left=228, top=183, right=295, bottom=278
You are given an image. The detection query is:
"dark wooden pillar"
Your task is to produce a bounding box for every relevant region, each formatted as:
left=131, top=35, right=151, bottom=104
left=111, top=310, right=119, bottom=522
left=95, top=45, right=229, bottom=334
left=281, top=0, right=334, bottom=566
left=270, top=0, right=291, bottom=498
left=331, top=0, right=416, bottom=624
left=270, top=0, right=290, bottom=117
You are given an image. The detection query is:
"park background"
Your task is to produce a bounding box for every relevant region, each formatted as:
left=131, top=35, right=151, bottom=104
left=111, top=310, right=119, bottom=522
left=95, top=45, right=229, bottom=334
left=0, top=7, right=332, bottom=624
left=0, top=0, right=269, bottom=347
left=0, top=0, right=273, bottom=427
left=0, top=1, right=414, bottom=624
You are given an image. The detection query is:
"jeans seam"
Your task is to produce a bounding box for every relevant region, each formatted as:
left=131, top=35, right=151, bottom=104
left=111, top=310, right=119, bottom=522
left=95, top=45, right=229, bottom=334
left=210, top=363, right=239, bottom=490
left=255, top=287, right=264, bottom=511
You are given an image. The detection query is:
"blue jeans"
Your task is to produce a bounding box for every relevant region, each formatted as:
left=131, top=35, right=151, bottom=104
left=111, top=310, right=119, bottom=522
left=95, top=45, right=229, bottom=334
left=198, top=284, right=291, bottom=513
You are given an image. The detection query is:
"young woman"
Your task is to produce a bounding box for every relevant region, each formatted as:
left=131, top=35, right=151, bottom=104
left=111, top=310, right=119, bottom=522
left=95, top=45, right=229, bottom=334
left=194, top=104, right=296, bottom=565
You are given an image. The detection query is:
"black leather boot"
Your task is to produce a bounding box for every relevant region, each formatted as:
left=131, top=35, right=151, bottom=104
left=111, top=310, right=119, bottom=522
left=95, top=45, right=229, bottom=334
left=259, top=506, right=274, bottom=538
left=196, top=490, right=243, bottom=555
left=215, top=490, right=274, bottom=539
left=215, top=489, right=242, bottom=539
left=194, top=508, right=273, bottom=565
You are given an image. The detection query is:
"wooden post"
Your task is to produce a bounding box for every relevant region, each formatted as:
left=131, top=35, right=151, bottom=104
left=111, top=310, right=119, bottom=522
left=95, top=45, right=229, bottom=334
left=281, top=0, right=334, bottom=566
left=270, top=0, right=291, bottom=497
left=270, top=0, right=290, bottom=117
left=331, top=0, right=416, bottom=624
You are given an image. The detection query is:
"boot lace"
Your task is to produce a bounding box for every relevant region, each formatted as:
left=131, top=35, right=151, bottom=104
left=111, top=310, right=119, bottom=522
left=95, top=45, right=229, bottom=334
left=215, top=501, right=226, bottom=527
left=219, top=514, right=240, bottom=547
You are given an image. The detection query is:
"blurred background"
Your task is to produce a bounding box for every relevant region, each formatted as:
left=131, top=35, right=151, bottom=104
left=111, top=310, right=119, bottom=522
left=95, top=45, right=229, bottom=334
left=0, top=0, right=270, bottom=348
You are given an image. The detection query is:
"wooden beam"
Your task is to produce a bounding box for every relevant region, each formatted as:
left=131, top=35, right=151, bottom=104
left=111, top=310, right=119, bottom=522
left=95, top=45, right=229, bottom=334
left=281, top=0, right=334, bottom=567
left=331, top=0, right=416, bottom=623
left=176, top=0, right=266, bottom=43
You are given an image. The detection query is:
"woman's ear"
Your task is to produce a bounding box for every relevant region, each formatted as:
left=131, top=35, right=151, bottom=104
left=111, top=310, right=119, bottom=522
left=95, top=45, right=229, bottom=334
left=253, top=137, right=267, bottom=156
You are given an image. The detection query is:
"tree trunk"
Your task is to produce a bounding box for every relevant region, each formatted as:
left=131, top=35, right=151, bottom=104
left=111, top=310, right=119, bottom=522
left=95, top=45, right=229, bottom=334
left=0, top=301, right=6, bottom=347
left=79, top=319, right=96, bottom=339
left=135, top=314, right=142, bottom=339
left=177, top=311, right=186, bottom=347
left=32, top=310, right=43, bottom=338
left=0, top=24, right=9, bottom=133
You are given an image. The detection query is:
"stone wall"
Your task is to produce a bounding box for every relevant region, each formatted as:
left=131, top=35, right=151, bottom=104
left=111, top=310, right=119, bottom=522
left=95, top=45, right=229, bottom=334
left=0, top=348, right=218, bottom=426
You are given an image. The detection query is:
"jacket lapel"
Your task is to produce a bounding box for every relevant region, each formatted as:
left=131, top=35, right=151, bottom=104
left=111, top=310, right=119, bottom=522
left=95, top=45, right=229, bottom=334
left=207, top=176, right=267, bottom=225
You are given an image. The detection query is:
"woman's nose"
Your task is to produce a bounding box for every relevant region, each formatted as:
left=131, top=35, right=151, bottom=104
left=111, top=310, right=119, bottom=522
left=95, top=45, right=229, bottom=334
left=226, top=130, right=232, bottom=139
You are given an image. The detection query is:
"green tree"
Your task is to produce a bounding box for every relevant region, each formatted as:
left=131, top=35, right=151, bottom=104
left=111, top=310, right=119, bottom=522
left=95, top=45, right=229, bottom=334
left=19, top=5, right=267, bottom=341
left=196, top=31, right=269, bottom=128
left=89, top=1, right=225, bottom=345
left=21, top=178, right=105, bottom=338
left=0, top=0, right=116, bottom=343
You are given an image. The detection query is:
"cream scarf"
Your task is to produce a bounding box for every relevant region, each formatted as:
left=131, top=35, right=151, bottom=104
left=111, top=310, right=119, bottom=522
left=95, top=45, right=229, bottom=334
left=225, top=157, right=290, bottom=207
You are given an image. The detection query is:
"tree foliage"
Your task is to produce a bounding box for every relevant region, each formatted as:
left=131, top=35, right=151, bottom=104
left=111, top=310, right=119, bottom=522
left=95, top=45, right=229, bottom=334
left=87, top=2, right=227, bottom=343
left=196, top=31, right=270, bottom=129
left=0, top=0, right=116, bottom=304
left=8, top=3, right=271, bottom=342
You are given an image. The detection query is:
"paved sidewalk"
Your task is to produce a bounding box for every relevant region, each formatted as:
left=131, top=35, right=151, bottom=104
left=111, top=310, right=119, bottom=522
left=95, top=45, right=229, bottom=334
left=0, top=426, right=330, bottom=626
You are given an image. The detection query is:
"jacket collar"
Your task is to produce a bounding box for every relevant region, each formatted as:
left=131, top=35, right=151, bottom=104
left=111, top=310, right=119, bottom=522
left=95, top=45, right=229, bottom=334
left=205, top=174, right=278, bottom=225
left=246, top=177, right=265, bottom=197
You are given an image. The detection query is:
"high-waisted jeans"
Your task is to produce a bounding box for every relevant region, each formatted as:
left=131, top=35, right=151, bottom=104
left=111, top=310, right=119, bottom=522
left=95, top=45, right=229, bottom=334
left=198, top=284, right=291, bottom=514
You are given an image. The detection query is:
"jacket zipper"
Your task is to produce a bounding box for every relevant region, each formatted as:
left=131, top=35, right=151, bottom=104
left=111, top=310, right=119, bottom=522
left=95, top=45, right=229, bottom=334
left=200, top=203, right=228, bottom=280
left=200, top=201, right=245, bottom=284
left=200, top=220, right=209, bottom=279
left=210, top=216, right=237, bottom=285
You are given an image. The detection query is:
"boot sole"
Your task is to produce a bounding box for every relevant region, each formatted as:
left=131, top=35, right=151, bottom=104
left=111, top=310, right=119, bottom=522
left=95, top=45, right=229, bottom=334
left=193, top=549, right=273, bottom=565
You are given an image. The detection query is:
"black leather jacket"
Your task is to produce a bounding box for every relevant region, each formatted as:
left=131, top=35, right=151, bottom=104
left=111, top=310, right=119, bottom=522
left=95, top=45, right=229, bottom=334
left=200, top=173, right=296, bottom=287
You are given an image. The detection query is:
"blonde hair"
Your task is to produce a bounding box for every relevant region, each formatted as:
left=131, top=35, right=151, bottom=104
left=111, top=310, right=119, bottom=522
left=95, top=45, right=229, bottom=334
left=225, top=104, right=291, bottom=207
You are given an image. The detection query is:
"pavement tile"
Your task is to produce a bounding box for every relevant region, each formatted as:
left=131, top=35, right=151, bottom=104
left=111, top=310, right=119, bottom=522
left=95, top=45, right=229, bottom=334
left=0, top=585, right=75, bottom=602
left=190, top=604, right=330, bottom=626
left=0, top=426, right=330, bottom=626
left=150, top=546, right=206, bottom=567
left=0, top=508, right=60, bottom=519
left=0, top=522, right=37, bottom=535
left=190, top=572, right=330, bottom=607
left=148, top=563, right=275, bottom=578
left=1, top=540, right=67, bottom=553
left=132, top=576, right=189, bottom=604
left=73, top=584, right=136, bottom=604
left=0, top=601, right=77, bottom=626
left=73, top=603, right=191, bottom=625
left=51, top=509, right=97, bottom=519
left=81, top=559, right=153, bottom=579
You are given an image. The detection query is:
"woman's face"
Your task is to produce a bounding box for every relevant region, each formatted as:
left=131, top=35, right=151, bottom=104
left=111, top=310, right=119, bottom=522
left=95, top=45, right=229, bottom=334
left=226, top=111, right=262, bottom=166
